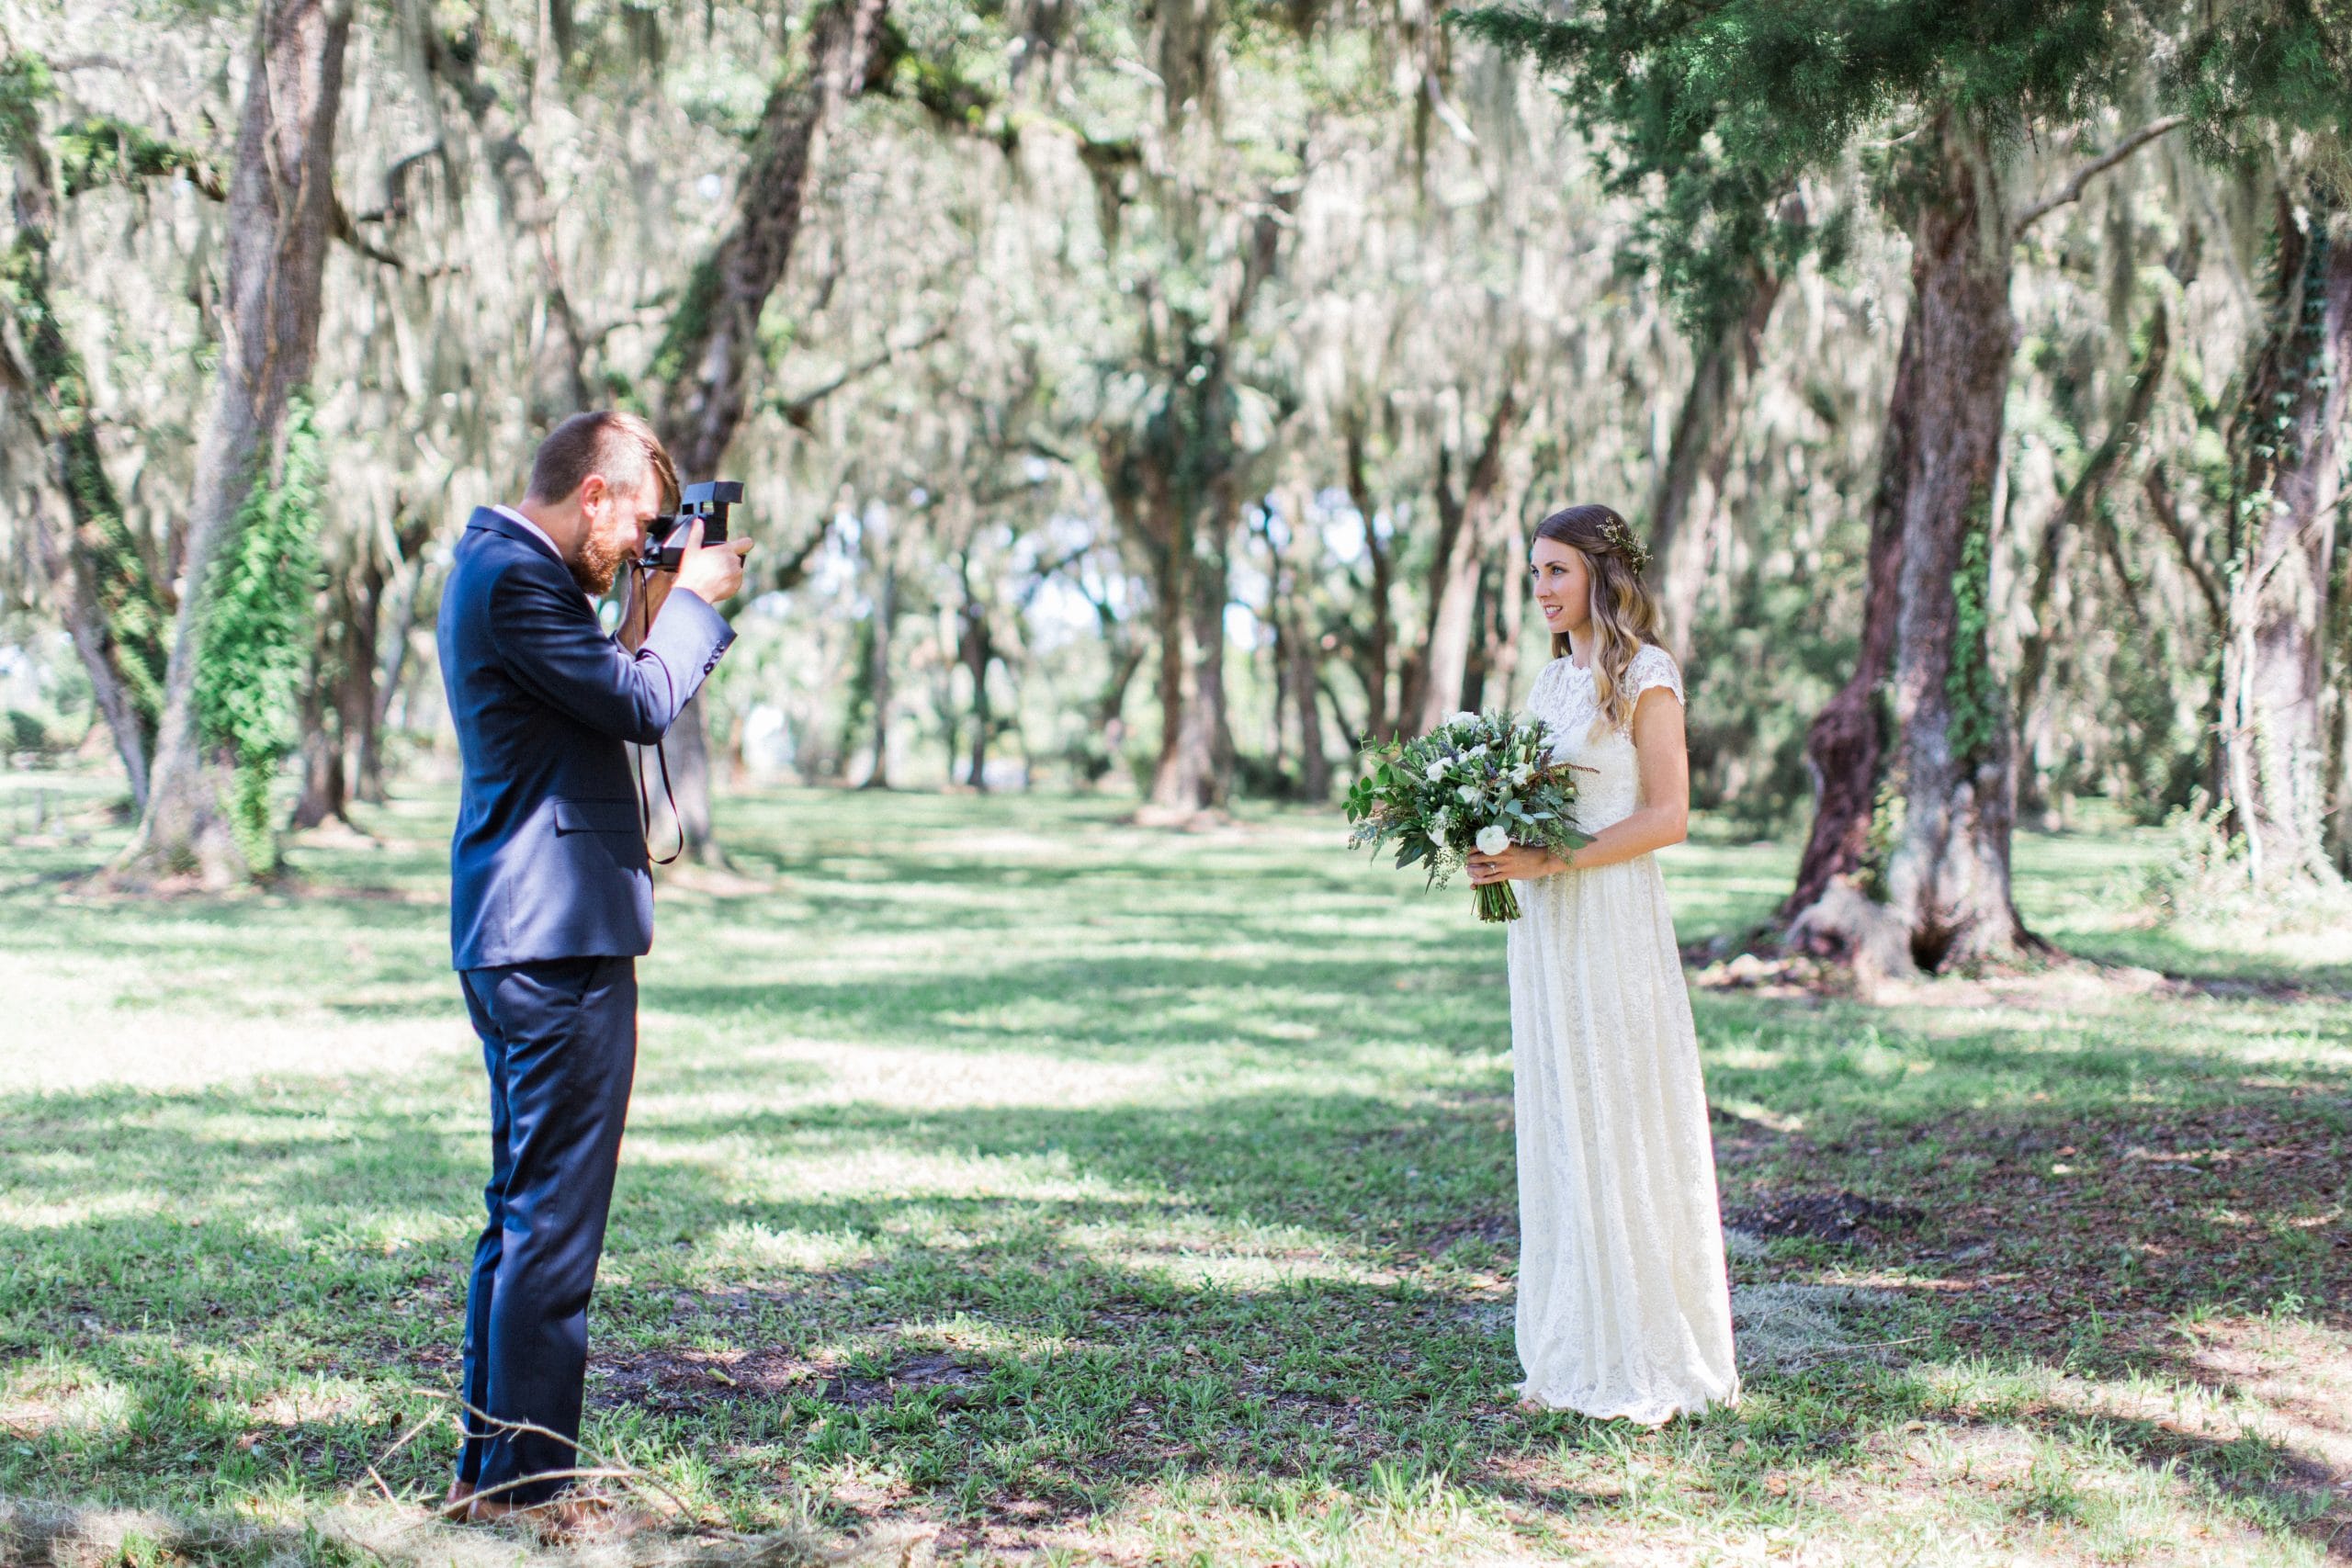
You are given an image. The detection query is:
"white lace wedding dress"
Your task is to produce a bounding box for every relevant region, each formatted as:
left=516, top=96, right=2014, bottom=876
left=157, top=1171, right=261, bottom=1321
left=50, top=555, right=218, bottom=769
left=1507, top=645, right=1740, bottom=1421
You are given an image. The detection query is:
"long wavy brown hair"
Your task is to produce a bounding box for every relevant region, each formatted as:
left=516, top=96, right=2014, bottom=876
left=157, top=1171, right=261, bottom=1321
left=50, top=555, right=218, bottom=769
left=1532, top=503, right=1664, bottom=735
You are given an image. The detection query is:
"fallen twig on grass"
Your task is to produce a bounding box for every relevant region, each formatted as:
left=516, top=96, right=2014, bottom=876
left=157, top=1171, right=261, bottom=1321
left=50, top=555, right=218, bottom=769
left=356, top=1389, right=713, bottom=1531
left=1778, top=1333, right=1933, bottom=1371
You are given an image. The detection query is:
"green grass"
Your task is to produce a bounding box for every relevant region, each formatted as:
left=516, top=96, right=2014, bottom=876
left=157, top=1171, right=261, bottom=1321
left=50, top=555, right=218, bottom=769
left=0, top=773, right=2346, bottom=1564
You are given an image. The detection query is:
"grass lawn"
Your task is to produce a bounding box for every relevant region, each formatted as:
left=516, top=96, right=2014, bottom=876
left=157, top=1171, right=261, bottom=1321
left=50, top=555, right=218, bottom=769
left=0, top=773, right=2346, bottom=1565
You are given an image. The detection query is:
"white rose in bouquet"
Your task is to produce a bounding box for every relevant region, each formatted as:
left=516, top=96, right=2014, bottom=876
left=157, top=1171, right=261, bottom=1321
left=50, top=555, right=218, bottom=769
left=1476, top=825, right=1510, bottom=856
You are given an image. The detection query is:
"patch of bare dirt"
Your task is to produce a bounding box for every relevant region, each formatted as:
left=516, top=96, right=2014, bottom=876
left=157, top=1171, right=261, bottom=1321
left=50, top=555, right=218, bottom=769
left=1723, top=1190, right=1926, bottom=1247
left=591, top=1346, right=989, bottom=1415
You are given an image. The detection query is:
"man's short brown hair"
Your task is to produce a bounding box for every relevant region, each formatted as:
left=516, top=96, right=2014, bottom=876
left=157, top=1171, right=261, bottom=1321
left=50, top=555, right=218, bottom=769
left=526, top=412, right=679, bottom=510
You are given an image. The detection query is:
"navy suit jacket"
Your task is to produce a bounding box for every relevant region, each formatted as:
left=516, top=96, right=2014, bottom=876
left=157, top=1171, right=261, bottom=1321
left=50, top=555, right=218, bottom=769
left=437, top=507, right=734, bottom=970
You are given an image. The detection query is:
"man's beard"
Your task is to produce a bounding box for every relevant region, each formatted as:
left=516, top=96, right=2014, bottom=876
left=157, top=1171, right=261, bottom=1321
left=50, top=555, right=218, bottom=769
left=569, top=531, right=630, bottom=597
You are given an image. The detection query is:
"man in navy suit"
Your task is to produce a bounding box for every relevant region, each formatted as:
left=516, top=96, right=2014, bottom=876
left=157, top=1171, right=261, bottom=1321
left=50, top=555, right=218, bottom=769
left=435, top=412, right=749, bottom=1529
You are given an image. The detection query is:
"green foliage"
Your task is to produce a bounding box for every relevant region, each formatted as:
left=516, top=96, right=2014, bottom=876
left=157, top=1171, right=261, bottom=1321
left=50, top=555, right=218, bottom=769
left=1860, top=772, right=1904, bottom=900
left=1451, top=0, right=2143, bottom=338
left=2172, top=2, right=2352, bottom=188
left=1944, top=502, right=2002, bottom=766
left=54, top=114, right=221, bottom=197
left=649, top=252, right=724, bottom=394
left=194, top=403, right=325, bottom=872
left=1684, top=518, right=1863, bottom=829
left=4, top=709, right=49, bottom=752
left=0, top=51, right=50, bottom=147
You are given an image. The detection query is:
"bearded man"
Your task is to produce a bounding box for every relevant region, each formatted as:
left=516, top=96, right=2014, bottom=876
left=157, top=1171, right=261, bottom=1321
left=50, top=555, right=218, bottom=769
left=434, top=411, right=749, bottom=1530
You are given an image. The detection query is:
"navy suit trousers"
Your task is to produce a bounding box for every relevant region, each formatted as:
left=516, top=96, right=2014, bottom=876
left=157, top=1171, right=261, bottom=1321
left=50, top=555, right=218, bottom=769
left=456, top=956, right=638, bottom=1503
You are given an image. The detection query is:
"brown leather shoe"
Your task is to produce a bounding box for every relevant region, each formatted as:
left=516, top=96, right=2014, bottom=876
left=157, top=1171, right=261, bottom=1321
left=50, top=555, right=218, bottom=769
left=468, top=1493, right=652, bottom=1540
left=437, top=1482, right=476, bottom=1522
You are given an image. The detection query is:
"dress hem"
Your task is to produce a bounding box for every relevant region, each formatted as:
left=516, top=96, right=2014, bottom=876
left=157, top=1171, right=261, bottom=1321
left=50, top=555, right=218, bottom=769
left=1516, top=1380, right=1741, bottom=1427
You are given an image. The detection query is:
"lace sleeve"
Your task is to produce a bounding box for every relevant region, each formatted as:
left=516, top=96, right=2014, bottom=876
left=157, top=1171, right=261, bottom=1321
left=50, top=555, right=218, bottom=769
left=1626, top=644, right=1684, bottom=709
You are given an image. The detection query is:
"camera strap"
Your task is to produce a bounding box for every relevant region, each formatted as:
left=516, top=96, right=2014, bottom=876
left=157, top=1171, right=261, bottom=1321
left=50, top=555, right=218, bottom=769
left=626, top=564, right=687, bottom=867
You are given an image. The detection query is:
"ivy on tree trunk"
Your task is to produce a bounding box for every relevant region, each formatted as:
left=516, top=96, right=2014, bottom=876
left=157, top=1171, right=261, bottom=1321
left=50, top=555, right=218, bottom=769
left=2220, top=193, right=2351, bottom=890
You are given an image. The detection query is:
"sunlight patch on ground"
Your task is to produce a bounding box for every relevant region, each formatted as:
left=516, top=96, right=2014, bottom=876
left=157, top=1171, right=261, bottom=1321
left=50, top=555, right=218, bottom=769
left=687, top=1222, right=886, bottom=1277
left=0, top=987, right=469, bottom=1093
left=0, top=1370, right=130, bottom=1441
left=627, top=1136, right=1157, bottom=1213
left=633, top=1032, right=1173, bottom=1110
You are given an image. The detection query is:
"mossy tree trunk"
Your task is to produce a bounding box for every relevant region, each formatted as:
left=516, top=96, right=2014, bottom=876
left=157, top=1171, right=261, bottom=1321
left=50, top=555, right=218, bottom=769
left=1786, top=117, right=2034, bottom=973
left=1878, top=119, right=2034, bottom=970
left=1, top=64, right=171, bottom=807
left=123, top=0, right=354, bottom=886
left=2220, top=194, right=2351, bottom=889
left=1407, top=375, right=1521, bottom=737
left=1647, top=250, right=1791, bottom=664
left=646, top=0, right=889, bottom=861
left=1782, top=310, right=1916, bottom=930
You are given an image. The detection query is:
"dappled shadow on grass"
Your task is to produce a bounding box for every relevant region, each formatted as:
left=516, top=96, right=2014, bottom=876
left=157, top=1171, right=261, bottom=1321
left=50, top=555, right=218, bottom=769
left=2036, top=927, right=2352, bottom=999
left=6, top=1056, right=2348, bottom=1557
left=643, top=950, right=1504, bottom=1064
left=0, top=1083, right=1535, bottom=1537
left=1713, top=1081, right=2350, bottom=1344
left=0, top=1212, right=455, bottom=1508
left=2030, top=1405, right=2352, bottom=1560
left=620, top=1082, right=1516, bottom=1255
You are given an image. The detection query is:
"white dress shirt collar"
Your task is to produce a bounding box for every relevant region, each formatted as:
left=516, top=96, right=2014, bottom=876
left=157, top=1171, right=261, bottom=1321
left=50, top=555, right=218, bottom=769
left=491, top=504, right=564, bottom=565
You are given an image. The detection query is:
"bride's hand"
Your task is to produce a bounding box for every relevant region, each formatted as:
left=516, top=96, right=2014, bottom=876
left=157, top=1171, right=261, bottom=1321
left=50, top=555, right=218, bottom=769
left=1467, top=844, right=1561, bottom=885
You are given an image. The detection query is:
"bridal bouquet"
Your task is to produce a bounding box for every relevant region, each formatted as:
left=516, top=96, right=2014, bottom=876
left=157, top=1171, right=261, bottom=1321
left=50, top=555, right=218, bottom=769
left=1343, top=711, right=1590, bottom=922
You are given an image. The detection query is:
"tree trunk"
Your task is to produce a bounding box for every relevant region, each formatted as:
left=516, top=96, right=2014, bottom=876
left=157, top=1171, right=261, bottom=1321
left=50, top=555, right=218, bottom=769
left=644, top=0, right=888, bottom=855
left=1268, top=478, right=1329, bottom=800
left=2012, top=303, right=2170, bottom=813
left=359, top=514, right=435, bottom=803
left=1876, top=122, right=2033, bottom=970
left=1150, top=491, right=1236, bottom=810
left=1290, top=610, right=1331, bottom=802
left=123, top=0, right=355, bottom=885
left=1107, top=400, right=1240, bottom=817
left=1781, top=293, right=1918, bottom=931
left=651, top=0, right=888, bottom=479
left=860, top=556, right=898, bottom=790
left=1472, top=560, right=1519, bottom=713
left=1647, top=265, right=1786, bottom=662
left=292, top=547, right=384, bottom=830
left=1341, top=411, right=1395, bottom=740
left=1412, top=378, right=1520, bottom=736
left=2221, top=195, right=2350, bottom=889
left=3, top=80, right=171, bottom=808
left=291, top=675, right=346, bottom=829
left=960, top=589, right=994, bottom=790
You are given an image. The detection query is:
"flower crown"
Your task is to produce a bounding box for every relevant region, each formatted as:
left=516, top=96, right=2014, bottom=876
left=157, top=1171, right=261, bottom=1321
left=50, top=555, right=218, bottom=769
left=1600, top=513, right=1652, bottom=576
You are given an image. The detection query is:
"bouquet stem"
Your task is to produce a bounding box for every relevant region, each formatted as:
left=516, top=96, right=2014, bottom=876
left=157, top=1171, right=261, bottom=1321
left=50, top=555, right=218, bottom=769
left=1475, top=881, right=1521, bottom=922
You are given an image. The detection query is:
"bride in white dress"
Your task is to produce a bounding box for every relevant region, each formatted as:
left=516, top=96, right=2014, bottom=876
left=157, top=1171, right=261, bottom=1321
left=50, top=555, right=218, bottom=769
left=1465, top=503, right=1740, bottom=1423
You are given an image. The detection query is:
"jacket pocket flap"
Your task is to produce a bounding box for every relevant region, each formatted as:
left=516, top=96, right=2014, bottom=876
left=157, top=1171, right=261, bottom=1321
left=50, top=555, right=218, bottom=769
left=553, top=797, right=639, bottom=834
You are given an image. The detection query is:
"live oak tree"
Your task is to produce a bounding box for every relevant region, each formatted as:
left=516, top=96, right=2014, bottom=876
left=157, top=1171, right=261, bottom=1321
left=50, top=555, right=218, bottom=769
left=10, top=0, right=2341, bottom=902
left=0, top=54, right=172, bottom=807
left=1468, top=0, right=2188, bottom=973
left=646, top=0, right=891, bottom=862
left=123, top=0, right=356, bottom=886
left=2176, top=2, right=2352, bottom=889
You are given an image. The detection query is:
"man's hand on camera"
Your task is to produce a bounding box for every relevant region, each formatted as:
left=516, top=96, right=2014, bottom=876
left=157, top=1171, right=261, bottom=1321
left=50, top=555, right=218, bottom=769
left=672, top=518, right=753, bottom=606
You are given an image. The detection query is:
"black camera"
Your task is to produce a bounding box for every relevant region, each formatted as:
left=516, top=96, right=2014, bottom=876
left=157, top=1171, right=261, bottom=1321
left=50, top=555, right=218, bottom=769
left=638, top=479, right=743, bottom=571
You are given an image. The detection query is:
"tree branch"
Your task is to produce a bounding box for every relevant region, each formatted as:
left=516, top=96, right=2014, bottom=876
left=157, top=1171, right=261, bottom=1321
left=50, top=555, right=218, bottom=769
left=2013, top=115, right=2187, bottom=233
left=764, top=321, right=952, bottom=428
